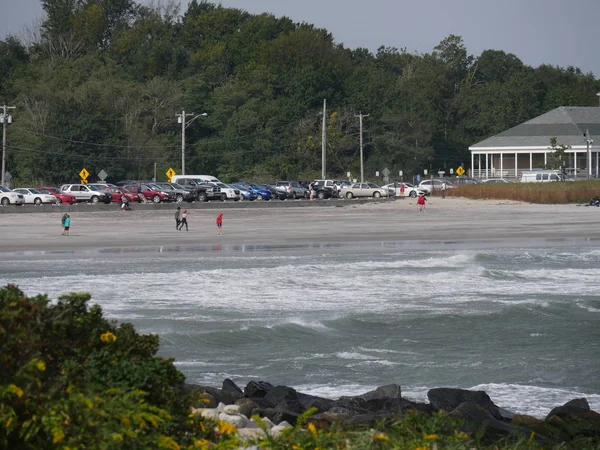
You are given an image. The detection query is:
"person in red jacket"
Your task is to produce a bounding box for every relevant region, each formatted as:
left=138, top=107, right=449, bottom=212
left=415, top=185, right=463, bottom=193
left=417, top=193, right=427, bottom=213
left=216, top=212, right=223, bottom=235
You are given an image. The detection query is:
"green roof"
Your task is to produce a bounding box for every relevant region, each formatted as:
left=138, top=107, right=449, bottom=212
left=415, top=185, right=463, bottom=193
left=470, top=107, right=600, bottom=150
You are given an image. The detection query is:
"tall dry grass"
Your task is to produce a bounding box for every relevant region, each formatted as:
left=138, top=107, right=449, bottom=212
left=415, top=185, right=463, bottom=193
left=440, top=181, right=600, bottom=204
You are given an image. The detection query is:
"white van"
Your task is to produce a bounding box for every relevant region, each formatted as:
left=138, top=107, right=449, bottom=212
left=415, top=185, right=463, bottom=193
left=171, top=174, right=220, bottom=184
left=520, top=170, right=565, bottom=183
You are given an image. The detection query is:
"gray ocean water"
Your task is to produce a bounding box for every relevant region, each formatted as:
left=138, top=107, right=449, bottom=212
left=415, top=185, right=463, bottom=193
left=1, top=241, right=599, bottom=418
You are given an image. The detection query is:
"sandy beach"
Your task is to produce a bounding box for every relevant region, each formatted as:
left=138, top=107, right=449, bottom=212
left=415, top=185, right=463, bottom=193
left=1, top=197, right=600, bottom=254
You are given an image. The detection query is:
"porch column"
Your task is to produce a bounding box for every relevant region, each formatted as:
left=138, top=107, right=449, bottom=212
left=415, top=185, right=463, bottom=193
left=529, top=153, right=533, bottom=170
left=478, top=154, right=482, bottom=178
left=500, top=153, right=504, bottom=178
left=574, top=151, right=577, bottom=179
left=544, top=152, right=547, bottom=166
left=471, top=152, right=474, bottom=178
left=485, top=153, right=489, bottom=178
left=515, top=152, right=518, bottom=179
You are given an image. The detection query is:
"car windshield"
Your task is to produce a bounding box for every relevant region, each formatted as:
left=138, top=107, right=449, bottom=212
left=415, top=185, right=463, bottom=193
left=215, top=183, right=229, bottom=188
left=28, top=189, right=41, bottom=194
left=170, top=183, right=185, bottom=189
left=0, top=186, right=11, bottom=192
left=88, top=185, right=102, bottom=191
left=159, top=184, right=174, bottom=190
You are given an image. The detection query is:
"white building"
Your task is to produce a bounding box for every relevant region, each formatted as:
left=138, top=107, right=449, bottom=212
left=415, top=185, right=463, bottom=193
left=469, top=106, right=600, bottom=179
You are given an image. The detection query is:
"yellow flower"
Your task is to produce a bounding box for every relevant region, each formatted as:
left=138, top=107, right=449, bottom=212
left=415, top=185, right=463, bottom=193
left=292, top=445, right=302, bottom=450
left=100, top=331, right=117, bottom=343
left=414, top=447, right=428, bottom=450
left=193, top=439, right=211, bottom=449
left=35, top=360, right=46, bottom=371
left=455, top=431, right=469, bottom=439
left=423, top=433, right=439, bottom=440
left=158, top=436, right=181, bottom=450
left=121, top=417, right=131, bottom=428
left=52, top=429, right=65, bottom=443
left=7, top=384, right=24, bottom=398
left=374, top=432, right=389, bottom=441
left=307, top=422, right=318, bottom=439
left=112, top=433, right=124, bottom=441
left=528, top=431, right=535, bottom=444
left=217, top=420, right=237, bottom=435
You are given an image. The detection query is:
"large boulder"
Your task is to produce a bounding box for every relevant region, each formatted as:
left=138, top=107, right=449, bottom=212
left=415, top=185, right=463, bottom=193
left=357, top=384, right=402, bottom=401
left=297, top=392, right=336, bottom=412
left=244, top=381, right=274, bottom=398
left=222, top=378, right=245, bottom=399
left=264, top=385, right=298, bottom=405
left=428, top=388, right=501, bottom=419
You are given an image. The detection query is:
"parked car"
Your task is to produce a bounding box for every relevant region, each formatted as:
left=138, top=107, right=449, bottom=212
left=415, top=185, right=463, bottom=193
left=170, top=178, right=221, bottom=202
left=60, top=184, right=112, bottom=204
left=232, top=184, right=258, bottom=201
left=12, top=188, right=58, bottom=205
left=309, top=180, right=339, bottom=199
left=233, top=182, right=273, bottom=200
left=86, top=183, right=136, bottom=203
left=0, top=185, right=25, bottom=206
left=418, top=179, right=455, bottom=194
left=203, top=182, right=240, bottom=201
left=257, top=184, right=287, bottom=200
left=520, top=170, right=565, bottom=183
left=452, top=176, right=483, bottom=185
left=122, top=184, right=175, bottom=203
left=275, top=181, right=309, bottom=199
left=154, top=182, right=195, bottom=203
left=340, top=182, right=390, bottom=199
left=37, top=187, right=77, bottom=204
left=382, top=182, right=428, bottom=198
left=483, top=178, right=510, bottom=184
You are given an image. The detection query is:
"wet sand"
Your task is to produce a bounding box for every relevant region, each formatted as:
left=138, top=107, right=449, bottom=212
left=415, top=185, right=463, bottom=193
left=1, top=197, right=600, bottom=254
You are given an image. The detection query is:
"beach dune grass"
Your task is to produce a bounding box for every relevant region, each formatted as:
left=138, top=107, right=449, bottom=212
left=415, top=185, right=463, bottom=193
left=443, top=180, right=600, bottom=204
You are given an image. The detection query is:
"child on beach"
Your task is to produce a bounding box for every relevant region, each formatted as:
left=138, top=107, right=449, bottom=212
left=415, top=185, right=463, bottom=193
left=177, top=210, right=188, bottom=231
left=417, top=193, right=427, bottom=213
left=63, top=214, right=71, bottom=235
left=61, top=213, right=68, bottom=235
left=216, top=212, right=223, bottom=235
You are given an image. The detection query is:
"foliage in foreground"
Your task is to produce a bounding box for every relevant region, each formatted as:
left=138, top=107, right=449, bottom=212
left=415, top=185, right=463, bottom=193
left=0, top=285, right=594, bottom=449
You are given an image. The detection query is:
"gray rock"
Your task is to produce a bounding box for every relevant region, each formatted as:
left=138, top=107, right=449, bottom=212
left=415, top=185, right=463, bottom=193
left=222, top=378, right=245, bottom=399
left=245, top=381, right=273, bottom=398
left=428, top=388, right=501, bottom=419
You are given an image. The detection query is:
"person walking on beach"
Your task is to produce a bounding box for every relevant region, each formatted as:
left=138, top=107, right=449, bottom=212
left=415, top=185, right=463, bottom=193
left=441, top=181, right=446, bottom=199
left=417, top=193, right=427, bottom=213
left=216, top=212, right=223, bottom=235
left=177, top=209, right=188, bottom=231
left=61, top=213, right=68, bottom=235
left=63, top=214, right=71, bottom=235
left=175, top=207, right=181, bottom=229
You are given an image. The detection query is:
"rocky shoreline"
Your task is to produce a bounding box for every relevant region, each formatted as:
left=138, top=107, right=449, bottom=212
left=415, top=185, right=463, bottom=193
left=189, top=379, right=600, bottom=445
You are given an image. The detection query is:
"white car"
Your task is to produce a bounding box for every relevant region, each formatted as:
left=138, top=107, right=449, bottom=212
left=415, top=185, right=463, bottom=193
left=418, top=179, right=454, bottom=194
left=483, top=178, right=510, bottom=184
left=12, top=188, right=58, bottom=205
left=0, top=185, right=25, bottom=206
left=205, top=182, right=240, bottom=201
left=382, top=183, right=428, bottom=198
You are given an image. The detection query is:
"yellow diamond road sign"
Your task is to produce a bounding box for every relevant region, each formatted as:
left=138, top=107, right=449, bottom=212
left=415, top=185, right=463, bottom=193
left=456, top=166, right=465, bottom=176
left=166, top=168, right=176, bottom=180
left=79, top=168, right=90, bottom=179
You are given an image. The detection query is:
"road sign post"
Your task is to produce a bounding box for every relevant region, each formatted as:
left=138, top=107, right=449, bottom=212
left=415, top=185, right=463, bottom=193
left=166, top=168, right=176, bottom=182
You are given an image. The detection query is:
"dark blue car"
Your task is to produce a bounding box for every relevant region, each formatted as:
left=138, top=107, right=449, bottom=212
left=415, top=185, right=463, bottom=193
left=232, top=183, right=259, bottom=201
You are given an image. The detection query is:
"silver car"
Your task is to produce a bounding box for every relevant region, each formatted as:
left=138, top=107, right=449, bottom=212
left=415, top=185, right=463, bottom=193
left=340, top=182, right=389, bottom=199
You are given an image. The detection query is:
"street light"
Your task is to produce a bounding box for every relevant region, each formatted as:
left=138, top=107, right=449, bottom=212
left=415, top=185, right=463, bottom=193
left=176, top=110, right=208, bottom=175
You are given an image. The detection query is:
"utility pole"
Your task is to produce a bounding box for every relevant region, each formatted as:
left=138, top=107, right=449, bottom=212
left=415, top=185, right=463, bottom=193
left=585, top=129, right=594, bottom=179
left=321, top=99, right=326, bottom=179
left=176, top=109, right=207, bottom=176
left=1, top=105, right=16, bottom=186
left=355, top=112, right=369, bottom=183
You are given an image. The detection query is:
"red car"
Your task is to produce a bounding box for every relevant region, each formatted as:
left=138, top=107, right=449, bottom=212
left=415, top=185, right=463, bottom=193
left=123, top=184, right=175, bottom=203
left=36, top=187, right=77, bottom=205
left=104, top=186, right=139, bottom=203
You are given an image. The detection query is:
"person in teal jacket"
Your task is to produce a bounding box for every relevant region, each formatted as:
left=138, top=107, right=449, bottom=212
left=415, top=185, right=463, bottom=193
left=63, top=214, right=71, bottom=236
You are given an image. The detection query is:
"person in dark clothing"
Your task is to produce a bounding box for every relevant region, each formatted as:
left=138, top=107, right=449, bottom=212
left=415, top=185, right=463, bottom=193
left=175, top=207, right=181, bottom=229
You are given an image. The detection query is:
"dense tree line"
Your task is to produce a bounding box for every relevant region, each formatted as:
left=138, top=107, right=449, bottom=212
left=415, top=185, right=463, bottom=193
left=1, top=0, right=598, bottom=186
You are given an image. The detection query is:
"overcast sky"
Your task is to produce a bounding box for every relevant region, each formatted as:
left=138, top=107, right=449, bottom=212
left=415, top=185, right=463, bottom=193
left=2, top=0, right=599, bottom=78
